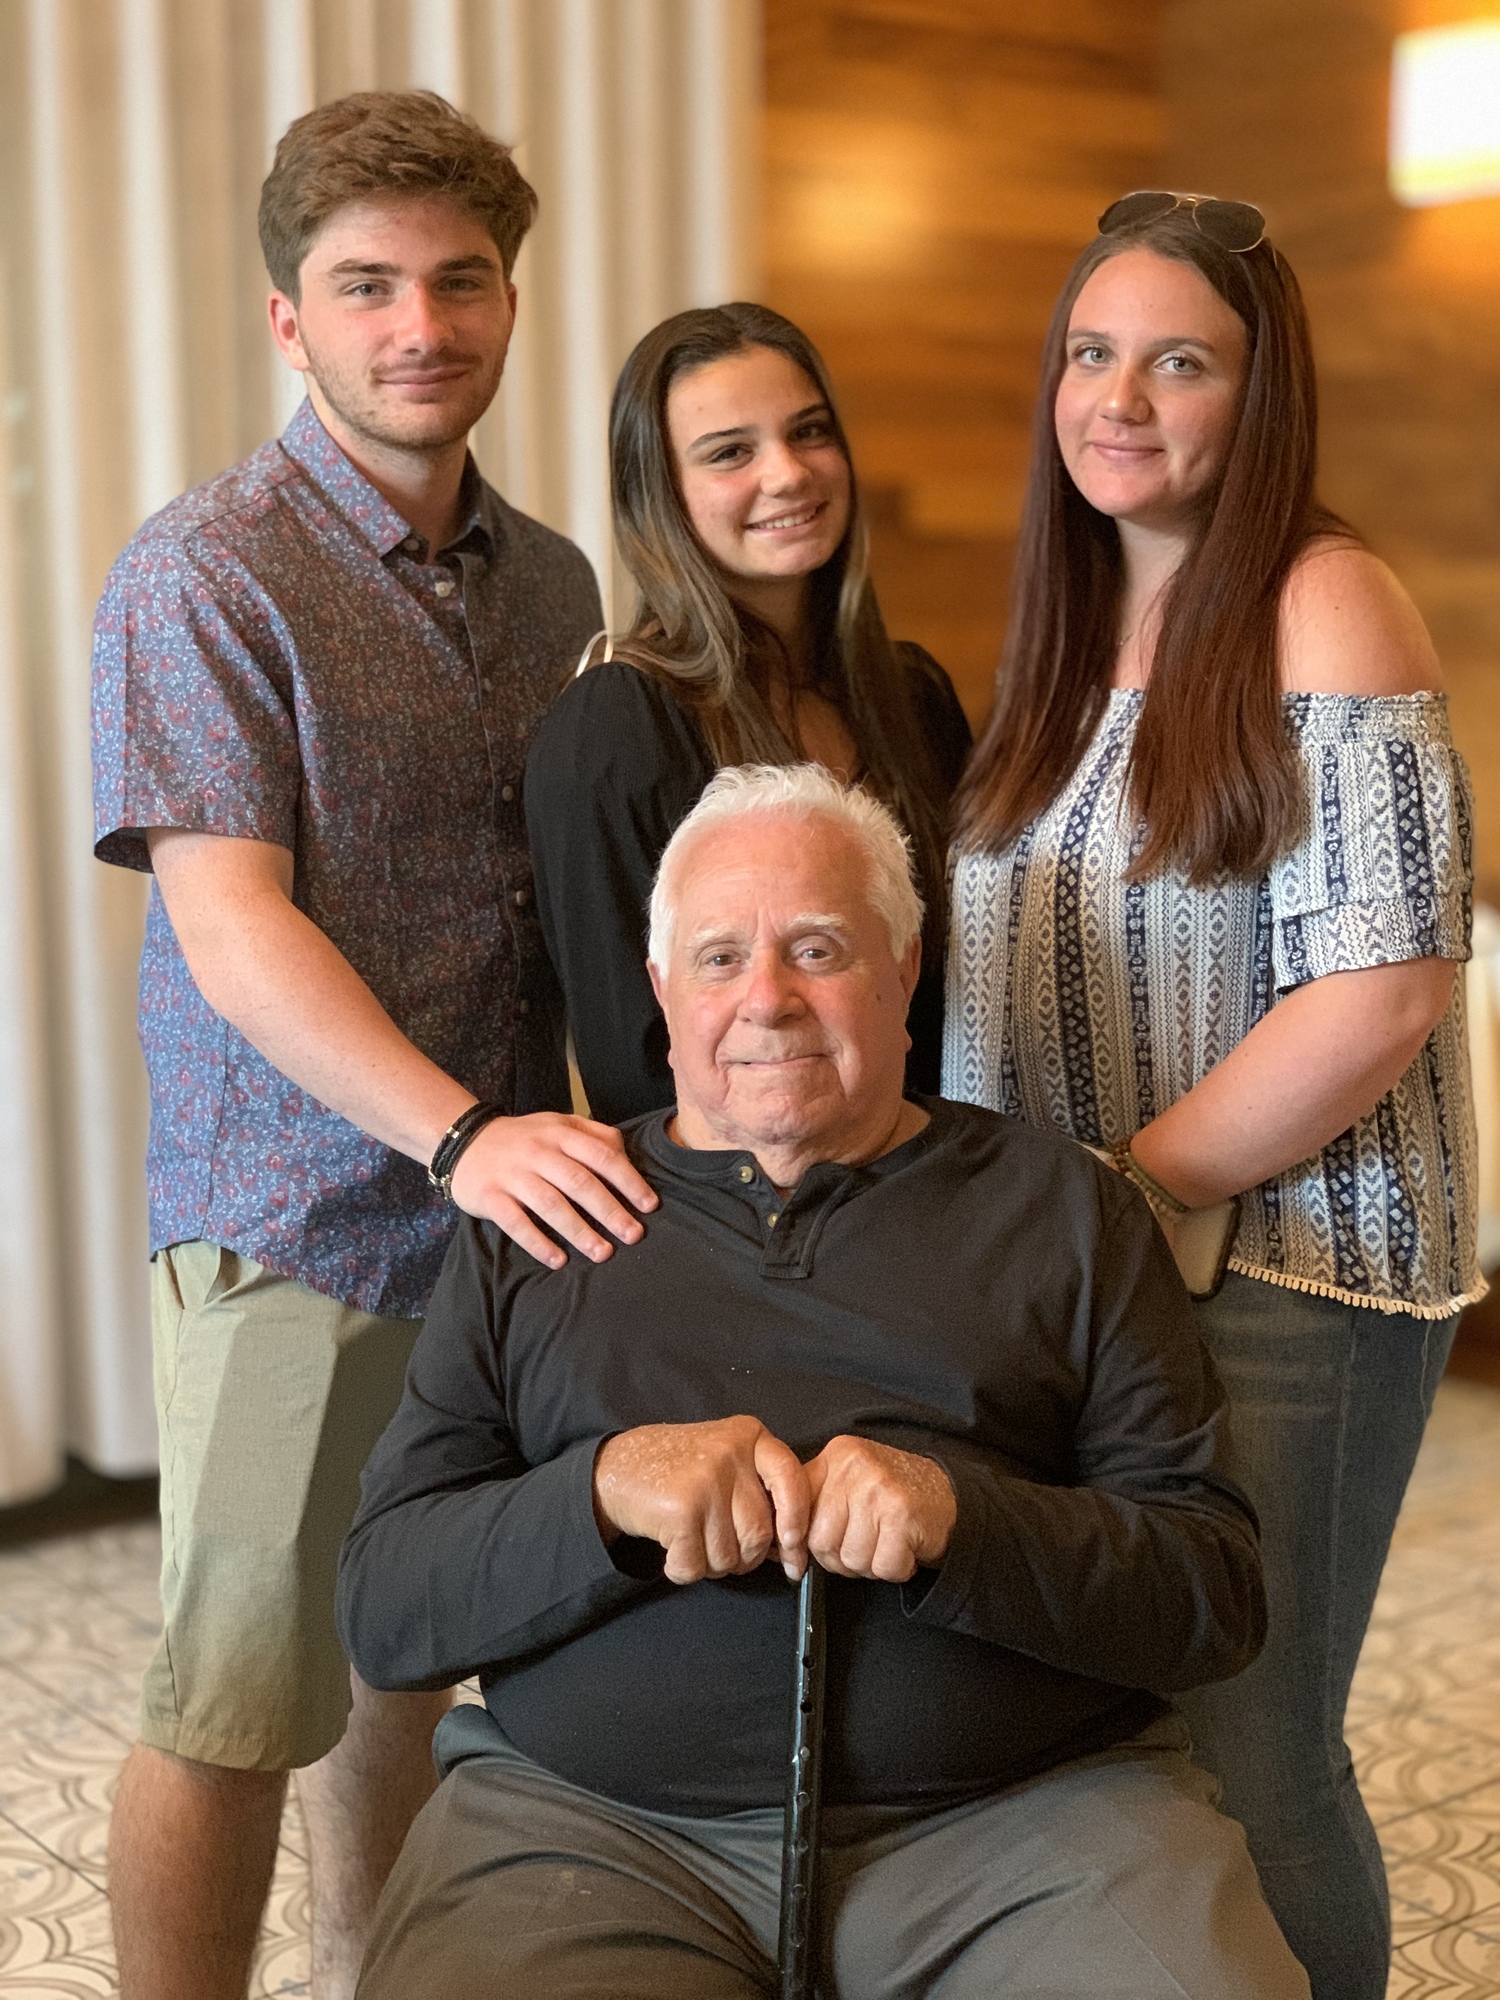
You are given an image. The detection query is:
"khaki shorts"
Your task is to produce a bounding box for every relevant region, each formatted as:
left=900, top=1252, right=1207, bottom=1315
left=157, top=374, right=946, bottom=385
left=142, top=1240, right=421, bottom=1771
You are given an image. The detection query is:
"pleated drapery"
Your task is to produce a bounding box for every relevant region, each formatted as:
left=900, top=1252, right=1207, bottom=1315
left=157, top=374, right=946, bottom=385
left=0, top=0, right=760, bottom=1504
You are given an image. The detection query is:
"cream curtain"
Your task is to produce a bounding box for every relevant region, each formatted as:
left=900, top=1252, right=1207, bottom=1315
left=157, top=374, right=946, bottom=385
left=0, top=0, right=760, bottom=1504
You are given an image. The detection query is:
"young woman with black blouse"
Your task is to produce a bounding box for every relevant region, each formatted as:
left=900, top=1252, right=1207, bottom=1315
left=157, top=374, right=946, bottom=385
left=525, top=303, right=971, bottom=1123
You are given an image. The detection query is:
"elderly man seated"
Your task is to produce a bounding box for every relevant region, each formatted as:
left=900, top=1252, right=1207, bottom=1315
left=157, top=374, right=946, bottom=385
left=336, top=764, right=1309, bottom=2000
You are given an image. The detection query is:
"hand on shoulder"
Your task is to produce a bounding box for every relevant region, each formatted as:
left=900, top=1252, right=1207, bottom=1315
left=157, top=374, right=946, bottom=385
left=1279, top=539, right=1442, bottom=697
left=449, top=1111, right=657, bottom=1269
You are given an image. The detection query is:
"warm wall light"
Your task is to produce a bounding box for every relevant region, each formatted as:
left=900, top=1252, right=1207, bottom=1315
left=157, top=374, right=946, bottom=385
left=1390, top=20, right=1500, bottom=204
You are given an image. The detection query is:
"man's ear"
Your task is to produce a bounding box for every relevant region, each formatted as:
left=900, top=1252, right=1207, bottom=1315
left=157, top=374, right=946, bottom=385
left=647, top=959, right=665, bottom=1008
left=267, top=290, right=311, bottom=373
left=899, top=935, right=922, bottom=1002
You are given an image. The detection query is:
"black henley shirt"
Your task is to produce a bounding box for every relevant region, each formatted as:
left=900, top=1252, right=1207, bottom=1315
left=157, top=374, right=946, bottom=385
left=337, top=1098, right=1264, bottom=1817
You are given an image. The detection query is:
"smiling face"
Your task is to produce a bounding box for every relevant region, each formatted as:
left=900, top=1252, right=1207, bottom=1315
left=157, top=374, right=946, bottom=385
left=1054, top=247, right=1251, bottom=534
left=665, top=345, right=853, bottom=598
left=650, top=812, right=918, bottom=1177
left=268, top=193, right=516, bottom=455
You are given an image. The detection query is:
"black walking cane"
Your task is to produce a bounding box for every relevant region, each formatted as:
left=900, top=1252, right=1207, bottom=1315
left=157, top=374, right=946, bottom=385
left=778, top=1562, right=827, bottom=2000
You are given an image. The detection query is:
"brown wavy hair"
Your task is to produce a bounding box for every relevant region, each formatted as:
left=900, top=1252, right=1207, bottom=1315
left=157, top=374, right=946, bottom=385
left=259, top=91, right=537, bottom=298
left=955, top=210, right=1351, bottom=882
left=603, top=302, right=950, bottom=947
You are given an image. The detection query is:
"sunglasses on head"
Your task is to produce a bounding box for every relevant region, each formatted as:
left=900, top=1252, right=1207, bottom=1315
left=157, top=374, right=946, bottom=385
left=1097, top=190, right=1267, bottom=254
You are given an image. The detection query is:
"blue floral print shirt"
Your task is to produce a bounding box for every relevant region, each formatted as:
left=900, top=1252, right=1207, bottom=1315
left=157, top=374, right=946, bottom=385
left=92, top=400, right=602, bottom=1316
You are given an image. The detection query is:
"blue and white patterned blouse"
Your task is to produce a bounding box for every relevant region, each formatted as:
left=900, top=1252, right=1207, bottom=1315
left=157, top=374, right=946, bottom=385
left=944, top=691, right=1481, bottom=1318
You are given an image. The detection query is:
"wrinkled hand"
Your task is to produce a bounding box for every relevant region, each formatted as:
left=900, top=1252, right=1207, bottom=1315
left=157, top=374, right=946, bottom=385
left=448, top=1112, right=657, bottom=1269
left=804, top=1437, right=957, bottom=1583
left=592, top=1417, right=811, bottom=1585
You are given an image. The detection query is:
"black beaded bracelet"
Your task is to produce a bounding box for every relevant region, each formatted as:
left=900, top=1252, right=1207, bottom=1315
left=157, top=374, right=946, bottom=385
left=428, top=1100, right=506, bottom=1201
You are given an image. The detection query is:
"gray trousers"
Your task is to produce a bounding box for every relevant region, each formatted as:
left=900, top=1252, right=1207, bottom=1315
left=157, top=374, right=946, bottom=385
left=357, top=1705, right=1310, bottom=1999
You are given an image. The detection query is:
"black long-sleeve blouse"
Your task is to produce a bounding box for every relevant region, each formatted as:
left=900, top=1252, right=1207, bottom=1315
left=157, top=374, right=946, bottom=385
left=524, top=647, right=972, bottom=1123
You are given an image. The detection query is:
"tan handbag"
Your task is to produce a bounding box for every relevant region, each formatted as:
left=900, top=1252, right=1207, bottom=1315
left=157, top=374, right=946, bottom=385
left=1087, top=1143, right=1241, bottom=1301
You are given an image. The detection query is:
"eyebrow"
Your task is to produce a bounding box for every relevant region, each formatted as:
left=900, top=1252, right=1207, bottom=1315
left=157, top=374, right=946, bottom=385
left=325, top=254, right=500, bottom=277
left=686, top=402, right=831, bottom=453
left=1067, top=327, right=1218, bottom=353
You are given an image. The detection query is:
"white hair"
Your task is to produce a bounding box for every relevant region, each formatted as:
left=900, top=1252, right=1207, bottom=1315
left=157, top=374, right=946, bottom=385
left=647, top=763, right=925, bottom=969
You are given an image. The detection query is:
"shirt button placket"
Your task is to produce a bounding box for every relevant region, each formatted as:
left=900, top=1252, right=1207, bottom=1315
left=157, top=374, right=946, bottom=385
left=759, top=1201, right=800, bottom=1275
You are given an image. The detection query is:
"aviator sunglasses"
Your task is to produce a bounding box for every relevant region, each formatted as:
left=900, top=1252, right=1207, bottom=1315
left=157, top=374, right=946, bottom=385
left=1098, top=190, right=1267, bottom=253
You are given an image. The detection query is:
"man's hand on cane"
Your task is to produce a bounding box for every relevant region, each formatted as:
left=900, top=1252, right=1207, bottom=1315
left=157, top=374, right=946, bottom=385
left=592, top=1421, right=956, bottom=1587
left=804, top=1437, right=957, bottom=1582
left=593, top=1418, right=812, bottom=1583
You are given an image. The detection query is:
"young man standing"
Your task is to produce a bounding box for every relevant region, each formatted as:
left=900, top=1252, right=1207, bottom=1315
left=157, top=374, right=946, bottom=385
left=91, top=92, right=654, bottom=2000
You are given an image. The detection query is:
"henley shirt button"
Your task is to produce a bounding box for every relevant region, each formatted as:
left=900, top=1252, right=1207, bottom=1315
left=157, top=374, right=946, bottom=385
left=499, top=783, right=515, bottom=802
left=403, top=536, right=420, bottom=553
left=513, top=887, right=531, bottom=907
left=738, top=1165, right=754, bottom=1183
left=483, top=678, right=494, bottom=693
left=435, top=578, right=455, bottom=597
left=517, top=998, right=530, bottom=1016
left=767, top=1212, right=779, bottom=1228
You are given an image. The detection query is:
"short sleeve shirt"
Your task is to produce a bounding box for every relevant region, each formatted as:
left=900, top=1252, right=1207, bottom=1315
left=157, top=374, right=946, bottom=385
left=944, top=690, right=1481, bottom=1317
left=92, top=400, right=603, bottom=1317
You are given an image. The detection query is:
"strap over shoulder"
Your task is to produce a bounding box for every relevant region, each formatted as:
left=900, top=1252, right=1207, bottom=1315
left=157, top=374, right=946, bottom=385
left=574, top=631, right=616, bottom=677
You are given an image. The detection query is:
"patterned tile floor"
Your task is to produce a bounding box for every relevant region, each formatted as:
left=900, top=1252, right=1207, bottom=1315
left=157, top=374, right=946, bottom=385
left=0, top=1377, right=1497, bottom=1997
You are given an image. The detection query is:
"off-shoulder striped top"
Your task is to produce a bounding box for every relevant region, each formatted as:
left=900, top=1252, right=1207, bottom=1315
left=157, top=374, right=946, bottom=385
left=943, top=690, right=1481, bottom=1318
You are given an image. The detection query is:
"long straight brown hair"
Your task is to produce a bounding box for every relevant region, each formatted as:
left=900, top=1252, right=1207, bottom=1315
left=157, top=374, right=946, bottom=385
left=603, top=302, right=950, bottom=946
left=955, top=210, right=1350, bottom=882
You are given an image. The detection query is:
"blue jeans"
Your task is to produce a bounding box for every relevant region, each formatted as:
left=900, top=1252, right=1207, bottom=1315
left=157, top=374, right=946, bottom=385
left=1181, top=1272, right=1459, bottom=2000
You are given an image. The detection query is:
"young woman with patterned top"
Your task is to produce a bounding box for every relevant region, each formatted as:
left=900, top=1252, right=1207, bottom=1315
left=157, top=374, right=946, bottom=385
left=943, top=194, right=1479, bottom=2000
left=525, top=303, right=971, bottom=1125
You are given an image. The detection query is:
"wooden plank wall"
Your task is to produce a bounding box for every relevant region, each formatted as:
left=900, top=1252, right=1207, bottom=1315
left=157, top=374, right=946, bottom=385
left=761, top=0, right=1163, bottom=722
left=1167, top=0, right=1500, bottom=889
